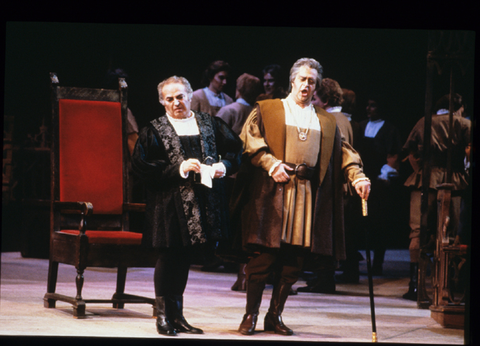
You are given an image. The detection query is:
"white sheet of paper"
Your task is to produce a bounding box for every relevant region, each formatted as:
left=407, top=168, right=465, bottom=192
left=200, top=164, right=215, bottom=188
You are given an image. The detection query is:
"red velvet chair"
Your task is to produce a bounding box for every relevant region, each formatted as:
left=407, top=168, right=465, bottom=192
left=43, top=73, right=157, bottom=318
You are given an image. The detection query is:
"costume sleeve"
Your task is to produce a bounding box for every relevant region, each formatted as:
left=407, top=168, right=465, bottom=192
left=341, top=139, right=368, bottom=184
left=131, top=125, right=183, bottom=188
left=239, top=106, right=281, bottom=173
left=190, top=90, right=201, bottom=112
left=402, top=118, right=424, bottom=155
left=212, top=116, right=243, bottom=176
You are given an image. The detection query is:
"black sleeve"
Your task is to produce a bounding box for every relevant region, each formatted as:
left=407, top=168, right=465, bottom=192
left=212, top=116, right=243, bottom=175
left=131, top=124, right=183, bottom=188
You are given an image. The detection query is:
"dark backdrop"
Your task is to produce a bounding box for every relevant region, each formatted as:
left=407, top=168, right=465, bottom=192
left=3, top=21, right=476, bottom=253
left=7, top=22, right=474, bottom=142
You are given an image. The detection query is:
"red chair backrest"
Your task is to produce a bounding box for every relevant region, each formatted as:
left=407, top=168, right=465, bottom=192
left=58, top=99, right=124, bottom=214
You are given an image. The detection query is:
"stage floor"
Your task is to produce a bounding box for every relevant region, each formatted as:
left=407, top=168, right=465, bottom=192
left=0, top=250, right=465, bottom=344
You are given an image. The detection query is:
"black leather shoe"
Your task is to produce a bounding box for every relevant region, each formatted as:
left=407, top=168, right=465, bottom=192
left=167, top=295, right=203, bottom=334
left=170, top=318, right=203, bottom=334
left=156, top=319, right=177, bottom=336
left=155, top=296, right=177, bottom=336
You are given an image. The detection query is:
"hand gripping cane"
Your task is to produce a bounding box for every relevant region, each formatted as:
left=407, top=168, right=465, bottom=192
left=362, top=199, right=377, bottom=342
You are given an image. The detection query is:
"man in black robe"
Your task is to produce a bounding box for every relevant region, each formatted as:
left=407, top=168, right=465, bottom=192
left=132, top=75, right=242, bottom=336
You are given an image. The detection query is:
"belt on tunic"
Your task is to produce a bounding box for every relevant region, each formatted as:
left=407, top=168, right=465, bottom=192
left=284, top=162, right=315, bottom=181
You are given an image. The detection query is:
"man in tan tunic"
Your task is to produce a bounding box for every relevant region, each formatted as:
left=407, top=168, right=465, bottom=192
left=234, top=58, right=371, bottom=336
left=401, top=93, right=471, bottom=301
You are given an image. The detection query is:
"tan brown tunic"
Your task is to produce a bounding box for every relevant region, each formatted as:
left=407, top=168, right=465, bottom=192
left=238, top=98, right=367, bottom=258
left=282, top=125, right=320, bottom=247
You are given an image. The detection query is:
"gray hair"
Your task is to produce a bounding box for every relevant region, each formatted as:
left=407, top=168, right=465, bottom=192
left=157, top=75, right=193, bottom=105
left=288, top=58, right=323, bottom=91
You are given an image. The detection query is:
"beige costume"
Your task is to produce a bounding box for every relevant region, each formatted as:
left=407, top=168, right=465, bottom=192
left=329, top=111, right=353, bottom=146
left=191, top=88, right=233, bottom=117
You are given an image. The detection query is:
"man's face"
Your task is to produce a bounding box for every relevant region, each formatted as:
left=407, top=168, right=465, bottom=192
left=263, top=72, right=276, bottom=95
left=162, top=83, right=191, bottom=119
left=209, top=71, right=228, bottom=93
left=366, top=99, right=379, bottom=120
left=290, top=65, right=318, bottom=107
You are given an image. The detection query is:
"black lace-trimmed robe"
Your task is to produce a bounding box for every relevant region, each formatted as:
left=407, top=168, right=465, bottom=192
left=132, top=111, right=242, bottom=248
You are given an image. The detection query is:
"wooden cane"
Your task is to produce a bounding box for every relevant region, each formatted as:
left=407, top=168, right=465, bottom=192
left=363, top=199, right=377, bottom=342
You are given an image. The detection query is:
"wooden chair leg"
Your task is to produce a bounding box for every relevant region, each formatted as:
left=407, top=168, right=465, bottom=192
left=72, top=267, right=88, bottom=318
left=113, top=266, right=127, bottom=309
left=73, top=301, right=86, bottom=319
left=44, top=260, right=59, bottom=308
left=75, top=268, right=85, bottom=300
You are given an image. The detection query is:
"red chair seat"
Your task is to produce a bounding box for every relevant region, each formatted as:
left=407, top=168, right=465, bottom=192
left=59, top=230, right=142, bottom=245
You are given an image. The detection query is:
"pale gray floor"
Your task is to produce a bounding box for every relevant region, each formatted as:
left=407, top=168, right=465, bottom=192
left=0, top=250, right=466, bottom=344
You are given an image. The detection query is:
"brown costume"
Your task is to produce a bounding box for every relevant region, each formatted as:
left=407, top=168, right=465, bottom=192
left=400, top=111, right=470, bottom=301
left=216, top=102, right=253, bottom=135
left=403, top=112, right=471, bottom=260
left=329, top=110, right=353, bottom=147
left=233, top=99, right=366, bottom=258
left=233, top=98, right=367, bottom=336
left=191, top=88, right=233, bottom=117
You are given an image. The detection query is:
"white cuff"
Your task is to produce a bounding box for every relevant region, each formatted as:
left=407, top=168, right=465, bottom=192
left=179, top=161, right=189, bottom=179
left=212, top=162, right=226, bottom=178
left=268, top=161, right=282, bottom=176
left=352, top=177, right=370, bottom=187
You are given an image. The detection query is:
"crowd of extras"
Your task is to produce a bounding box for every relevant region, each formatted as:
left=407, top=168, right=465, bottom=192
left=112, top=58, right=471, bottom=336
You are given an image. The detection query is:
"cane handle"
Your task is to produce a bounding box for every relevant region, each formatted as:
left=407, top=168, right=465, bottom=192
left=362, top=199, right=368, bottom=217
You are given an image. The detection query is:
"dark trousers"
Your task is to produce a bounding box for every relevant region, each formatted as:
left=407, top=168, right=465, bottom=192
left=154, top=247, right=192, bottom=297
left=245, top=243, right=305, bottom=287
